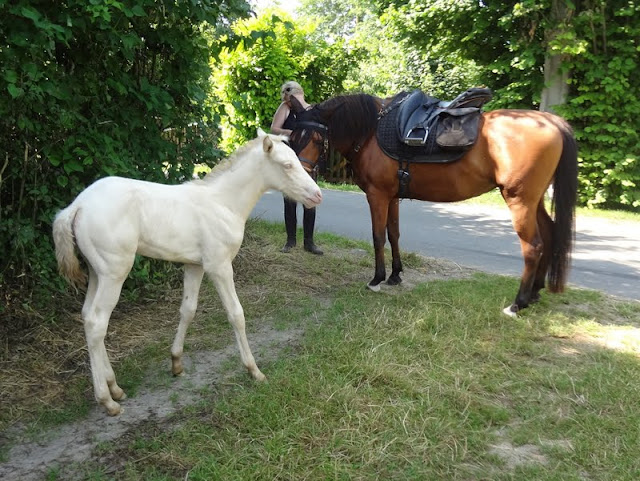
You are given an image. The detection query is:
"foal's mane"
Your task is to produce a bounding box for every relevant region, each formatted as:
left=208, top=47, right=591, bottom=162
left=314, top=94, right=380, bottom=148
left=199, top=136, right=262, bottom=183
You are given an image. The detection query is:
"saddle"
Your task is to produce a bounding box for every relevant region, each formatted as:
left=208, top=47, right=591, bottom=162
left=377, top=87, right=493, bottom=164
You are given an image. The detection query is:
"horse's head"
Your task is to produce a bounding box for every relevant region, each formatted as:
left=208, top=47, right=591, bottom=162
left=289, top=93, right=380, bottom=164
left=287, top=96, right=329, bottom=176
left=257, top=129, right=322, bottom=208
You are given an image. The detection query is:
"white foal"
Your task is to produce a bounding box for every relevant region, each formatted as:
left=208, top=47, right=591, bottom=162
left=53, top=130, right=322, bottom=416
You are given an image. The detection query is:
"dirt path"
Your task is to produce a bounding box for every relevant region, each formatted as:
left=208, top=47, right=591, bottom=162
left=0, top=325, right=303, bottom=480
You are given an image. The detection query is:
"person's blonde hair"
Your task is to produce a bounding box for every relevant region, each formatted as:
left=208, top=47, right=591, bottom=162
left=281, top=81, right=304, bottom=100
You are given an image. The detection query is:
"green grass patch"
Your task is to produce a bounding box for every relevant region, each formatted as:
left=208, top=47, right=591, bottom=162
left=5, top=218, right=640, bottom=481
left=67, top=224, right=640, bottom=480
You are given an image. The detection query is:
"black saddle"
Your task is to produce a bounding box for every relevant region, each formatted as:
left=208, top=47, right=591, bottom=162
left=377, top=87, right=493, bottom=163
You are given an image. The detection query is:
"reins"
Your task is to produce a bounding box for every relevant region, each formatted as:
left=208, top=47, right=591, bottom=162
left=294, top=121, right=329, bottom=174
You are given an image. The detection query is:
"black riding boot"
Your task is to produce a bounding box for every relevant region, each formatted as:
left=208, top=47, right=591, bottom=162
left=303, top=206, right=323, bottom=255
left=281, top=197, right=297, bottom=253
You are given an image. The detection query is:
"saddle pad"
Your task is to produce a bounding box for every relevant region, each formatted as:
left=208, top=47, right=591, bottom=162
left=376, top=94, right=476, bottom=164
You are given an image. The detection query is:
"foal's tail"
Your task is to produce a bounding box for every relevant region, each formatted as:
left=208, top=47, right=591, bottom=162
left=53, top=206, right=87, bottom=290
left=548, top=122, right=578, bottom=293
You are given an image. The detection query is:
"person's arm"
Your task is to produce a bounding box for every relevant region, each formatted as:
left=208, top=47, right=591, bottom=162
left=270, top=102, right=292, bottom=136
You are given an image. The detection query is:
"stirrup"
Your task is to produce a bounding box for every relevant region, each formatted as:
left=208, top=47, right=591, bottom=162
left=403, top=127, right=429, bottom=146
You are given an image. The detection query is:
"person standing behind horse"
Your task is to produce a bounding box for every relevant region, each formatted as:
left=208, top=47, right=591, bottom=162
left=270, top=81, right=323, bottom=255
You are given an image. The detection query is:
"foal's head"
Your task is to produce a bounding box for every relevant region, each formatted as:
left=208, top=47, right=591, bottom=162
left=257, top=129, right=322, bottom=208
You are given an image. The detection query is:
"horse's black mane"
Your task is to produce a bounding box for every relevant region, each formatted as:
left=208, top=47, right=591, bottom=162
left=310, top=94, right=380, bottom=149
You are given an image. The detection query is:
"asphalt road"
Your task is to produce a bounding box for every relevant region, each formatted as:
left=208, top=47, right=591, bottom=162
left=251, top=189, right=640, bottom=301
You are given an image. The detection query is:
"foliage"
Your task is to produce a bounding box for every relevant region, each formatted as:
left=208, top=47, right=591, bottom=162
left=380, top=0, right=550, bottom=108
left=0, top=0, right=250, bottom=323
left=558, top=1, right=640, bottom=208
left=300, top=0, right=484, bottom=98
left=376, top=0, right=640, bottom=209
left=211, top=9, right=354, bottom=151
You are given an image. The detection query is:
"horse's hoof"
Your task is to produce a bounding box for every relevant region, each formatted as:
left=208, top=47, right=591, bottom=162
left=502, top=305, right=518, bottom=318
left=386, top=276, right=402, bottom=286
left=367, top=283, right=381, bottom=292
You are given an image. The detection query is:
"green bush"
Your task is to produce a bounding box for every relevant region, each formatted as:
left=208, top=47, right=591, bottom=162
left=0, top=0, right=250, bottom=324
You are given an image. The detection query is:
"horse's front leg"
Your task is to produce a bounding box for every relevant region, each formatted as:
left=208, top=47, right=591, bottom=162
left=366, top=192, right=391, bottom=292
left=386, top=198, right=403, bottom=285
left=207, top=261, right=265, bottom=381
left=171, top=264, right=205, bottom=376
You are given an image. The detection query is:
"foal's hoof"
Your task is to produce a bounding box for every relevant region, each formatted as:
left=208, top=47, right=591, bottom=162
left=104, top=401, right=122, bottom=417
left=172, top=356, right=184, bottom=376
left=111, top=388, right=127, bottom=401
left=367, top=283, right=381, bottom=293
left=250, top=368, right=266, bottom=382
left=502, top=305, right=518, bottom=318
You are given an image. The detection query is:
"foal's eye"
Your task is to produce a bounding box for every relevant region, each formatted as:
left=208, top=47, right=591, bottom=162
left=284, top=162, right=293, bottom=170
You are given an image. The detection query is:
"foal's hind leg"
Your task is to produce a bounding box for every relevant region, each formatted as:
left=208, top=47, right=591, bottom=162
left=84, top=266, right=126, bottom=403
left=171, top=264, right=205, bottom=376
left=386, top=198, right=403, bottom=285
left=504, top=201, right=544, bottom=316
left=83, top=273, right=127, bottom=415
left=207, top=260, right=265, bottom=381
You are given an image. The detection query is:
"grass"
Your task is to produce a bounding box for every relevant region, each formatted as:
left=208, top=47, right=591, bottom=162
left=80, top=271, right=640, bottom=480
left=4, top=218, right=638, bottom=480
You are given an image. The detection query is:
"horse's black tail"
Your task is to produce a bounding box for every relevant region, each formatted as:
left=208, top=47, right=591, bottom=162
left=548, top=123, right=578, bottom=293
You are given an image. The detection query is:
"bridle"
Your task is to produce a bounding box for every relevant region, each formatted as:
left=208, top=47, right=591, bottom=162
left=293, top=120, right=329, bottom=174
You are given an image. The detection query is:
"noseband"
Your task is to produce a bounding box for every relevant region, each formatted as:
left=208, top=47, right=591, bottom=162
left=294, top=121, right=329, bottom=174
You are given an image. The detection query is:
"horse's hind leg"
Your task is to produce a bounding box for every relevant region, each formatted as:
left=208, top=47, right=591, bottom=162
left=171, top=264, right=205, bottom=376
left=504, top=201, right=544, bottom=316
left=207, top=260, right=265, bottom=381
left=387, top=198, right=403, bottom=285
left=532, top=201, right=554, bottom=302
left=83, top=273, right=127, bottom=415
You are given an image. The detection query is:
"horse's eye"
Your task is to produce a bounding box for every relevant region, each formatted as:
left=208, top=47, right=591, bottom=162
left=284, top=162, right=293, bottom=170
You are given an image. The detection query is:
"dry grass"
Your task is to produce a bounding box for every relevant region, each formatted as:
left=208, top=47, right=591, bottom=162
left=0, top=220, right=409, bottom=430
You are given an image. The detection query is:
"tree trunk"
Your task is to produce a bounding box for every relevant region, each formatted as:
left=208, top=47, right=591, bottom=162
left=540, top=0, right=572, bottom=113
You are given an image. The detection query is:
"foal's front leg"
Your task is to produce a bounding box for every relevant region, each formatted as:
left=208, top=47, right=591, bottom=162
left=208, top=261, right=265, bottom=381
left=171, top=264, right=205, bottom=376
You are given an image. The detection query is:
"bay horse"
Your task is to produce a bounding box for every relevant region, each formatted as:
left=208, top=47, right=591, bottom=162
left=53, top=130, right=322, bottom=416
left=289, top=94, right=578, bottom=316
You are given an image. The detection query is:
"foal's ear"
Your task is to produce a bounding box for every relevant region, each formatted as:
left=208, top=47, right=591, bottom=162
left=257, top=127, right=267, bottom=137
left=262, top=134, right=274, bottom=153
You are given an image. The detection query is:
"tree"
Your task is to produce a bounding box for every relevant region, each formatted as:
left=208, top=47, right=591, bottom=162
left=211, top=9, right=353, bottom=151
left=377, top=0, right=639, bottom=209
left=300, top=0, right=483, bottom=99
left=0, top=0, right=251, bottom=325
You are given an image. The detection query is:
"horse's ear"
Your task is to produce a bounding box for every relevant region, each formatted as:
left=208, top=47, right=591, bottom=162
left=257, top=127, right=267, bottom=137
left=289, top=95, right=305, bottom=114
left=263, top=134, right=274, bottom=153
